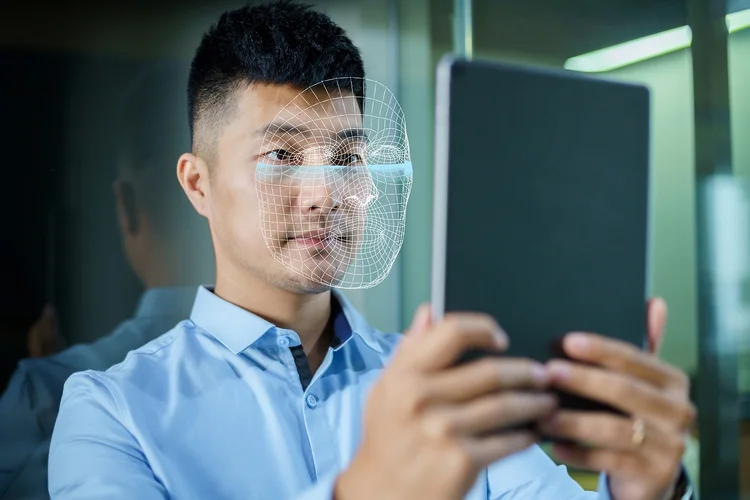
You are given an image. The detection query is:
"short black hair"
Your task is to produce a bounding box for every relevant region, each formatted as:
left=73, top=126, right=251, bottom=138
left=187, top=0, right=365, bottom=157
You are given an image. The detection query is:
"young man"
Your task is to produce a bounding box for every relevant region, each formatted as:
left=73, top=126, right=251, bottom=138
left=49, top=2, right=695, bottom=499
left=0, top=62, right=212, bottom=499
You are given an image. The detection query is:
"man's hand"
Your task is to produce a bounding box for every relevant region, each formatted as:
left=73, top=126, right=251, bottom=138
left=27, top=305, right=66, bottom=358
left=335, top=306, right=557, bottom=500
left=539, top=298, right=695, bottom=500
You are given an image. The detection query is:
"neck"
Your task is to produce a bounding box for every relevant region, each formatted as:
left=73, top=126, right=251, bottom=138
left=213, top=261, right=333, bottom=361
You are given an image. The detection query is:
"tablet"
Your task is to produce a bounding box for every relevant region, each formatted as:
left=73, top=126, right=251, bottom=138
left=431, top=56, right=651, bottom=381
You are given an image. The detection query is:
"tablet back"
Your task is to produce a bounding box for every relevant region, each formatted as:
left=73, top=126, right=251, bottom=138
left=432, top=56, right=651, bottom=363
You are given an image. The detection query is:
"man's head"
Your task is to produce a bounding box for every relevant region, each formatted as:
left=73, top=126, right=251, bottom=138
left=114, top=62, right=214, bottom=289
left=178, top=1, right=370, bottom=294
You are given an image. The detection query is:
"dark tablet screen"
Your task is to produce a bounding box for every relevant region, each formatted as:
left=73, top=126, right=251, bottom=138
left=432, top=57, right=651, bottom=363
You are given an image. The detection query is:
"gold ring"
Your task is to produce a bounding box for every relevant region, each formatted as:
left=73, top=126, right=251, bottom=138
left=631, top=418, right=646, bottom=448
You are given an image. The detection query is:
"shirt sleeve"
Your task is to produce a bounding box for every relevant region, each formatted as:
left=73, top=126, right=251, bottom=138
left=48, top=372, right=168, bottom=499
left=0, top=358, right=69, bottom=497
left=486, top=445, right=611, bottom=499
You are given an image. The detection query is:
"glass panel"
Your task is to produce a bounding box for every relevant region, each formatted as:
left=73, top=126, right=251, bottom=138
left=727, top=4, right=750, bottom=497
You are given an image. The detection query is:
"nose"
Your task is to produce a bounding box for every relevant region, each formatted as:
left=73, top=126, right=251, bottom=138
left=295, top=167, right=342, bottom=215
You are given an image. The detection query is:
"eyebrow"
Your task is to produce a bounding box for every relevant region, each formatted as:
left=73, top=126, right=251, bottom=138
left=255, top=122, right=367, bottom=142
left=255, top=122, right=311, bottom=137
left=337, top=128, right=368, bottom=142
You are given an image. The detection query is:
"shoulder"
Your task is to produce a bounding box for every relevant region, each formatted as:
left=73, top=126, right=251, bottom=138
left=59, top=320, right=198, bottom=407
left=50, top=314, right=185, bottom=372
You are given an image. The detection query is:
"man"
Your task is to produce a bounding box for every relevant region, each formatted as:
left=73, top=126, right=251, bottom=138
left=48, top=2, right=695, bottom=499
left=0, top=63, right=213, bottom=499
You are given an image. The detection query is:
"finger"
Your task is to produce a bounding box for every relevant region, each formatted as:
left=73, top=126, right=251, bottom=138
left=464, top=430, right=539, bottom=469
left=401, top=313, right=507, bottom=372
left=441, top=392, right=557, bottom=435
left=547, top=361, right=696, bottom=430
left=426, top=358, right=549, bottom=402
left=647, top=297, right=668, bottom=355
left=560, top=333, right=687, bottom=390
left=406, top=304, right=432, bottom=336
left=551, top=443, right=644, bottom=475
left=539, top=411, right=670, bottom=452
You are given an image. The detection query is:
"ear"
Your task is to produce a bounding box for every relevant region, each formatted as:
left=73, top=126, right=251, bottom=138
left=177, top=153, right=211, bottom=218
left=113, top=179, right=140, bottom=236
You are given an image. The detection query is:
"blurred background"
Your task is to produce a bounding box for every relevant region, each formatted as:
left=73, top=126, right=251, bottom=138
left=0, top=0, right=747, bottom=498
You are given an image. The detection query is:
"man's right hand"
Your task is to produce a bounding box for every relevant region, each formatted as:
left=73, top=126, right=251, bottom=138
left=335, top=305, right=557, bottom=500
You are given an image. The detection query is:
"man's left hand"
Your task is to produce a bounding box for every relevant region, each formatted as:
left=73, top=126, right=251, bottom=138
left=539, top=298, right=695, bottom=500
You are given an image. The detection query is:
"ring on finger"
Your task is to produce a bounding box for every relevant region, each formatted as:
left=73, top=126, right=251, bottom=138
left=631, top=418, right=646, bottom=448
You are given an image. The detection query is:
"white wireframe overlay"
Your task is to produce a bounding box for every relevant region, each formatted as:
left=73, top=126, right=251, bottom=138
left=255, top=78, right=412, bottom=289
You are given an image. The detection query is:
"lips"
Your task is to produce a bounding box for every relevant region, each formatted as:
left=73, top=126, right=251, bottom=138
left=287, top=229, right=342, bottom=249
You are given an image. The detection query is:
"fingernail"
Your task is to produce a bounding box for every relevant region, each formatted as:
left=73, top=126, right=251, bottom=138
left=532, top=364, right=549, bottom=383
left=547, top=361, right=571, bottom=380
left=494, top=330, right=509, bottom=350
left=565, top=333, right=589, bottom=352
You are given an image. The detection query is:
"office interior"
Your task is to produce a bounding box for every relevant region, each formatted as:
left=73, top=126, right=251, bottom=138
left=0, top=0, right=748, bottom=498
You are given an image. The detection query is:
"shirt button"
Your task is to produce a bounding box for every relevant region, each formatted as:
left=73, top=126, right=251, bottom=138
left=306, top=394, right=318, bottom=409
left=277, top=336, right=290, bottom=347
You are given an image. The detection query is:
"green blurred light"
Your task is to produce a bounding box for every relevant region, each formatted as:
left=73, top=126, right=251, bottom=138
left=565, top=9, right=750, bottom=73
left=727, top=8, right=750, bottom=34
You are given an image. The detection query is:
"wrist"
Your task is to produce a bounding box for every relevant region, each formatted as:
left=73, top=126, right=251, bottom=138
left=334, top=456, right=377, bottom=500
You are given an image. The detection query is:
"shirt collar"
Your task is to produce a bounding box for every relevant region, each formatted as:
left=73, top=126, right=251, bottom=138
left=189, top=286, right=383, bottom=355
left=331, top=289, right=383, bottom=353
left=134, top=286, right=197, bottom=319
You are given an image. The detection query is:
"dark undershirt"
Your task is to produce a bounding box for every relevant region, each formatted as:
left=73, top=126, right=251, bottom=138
left=288, top=296, right=346, bottom=392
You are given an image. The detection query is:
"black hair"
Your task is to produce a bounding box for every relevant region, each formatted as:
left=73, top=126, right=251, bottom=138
left=187, top=0, right=365, bottom=154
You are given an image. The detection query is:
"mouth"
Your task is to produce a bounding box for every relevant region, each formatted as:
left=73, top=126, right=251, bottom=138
left=286, top=229, right=350, bottom=249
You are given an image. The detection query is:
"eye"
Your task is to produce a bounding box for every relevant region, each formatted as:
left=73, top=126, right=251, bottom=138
left=332, top=153, right=365, bottom=167
left=263, top=149, right=295, bottom=163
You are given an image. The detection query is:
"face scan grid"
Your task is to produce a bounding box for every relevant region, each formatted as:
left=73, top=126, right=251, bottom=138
left=254, top=78, right=413, bottom=290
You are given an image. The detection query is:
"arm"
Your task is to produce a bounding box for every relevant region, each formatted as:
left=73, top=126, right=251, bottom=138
left=0, top=360, right=63, bottom=496
left=48, top=373, right=168, bottom=499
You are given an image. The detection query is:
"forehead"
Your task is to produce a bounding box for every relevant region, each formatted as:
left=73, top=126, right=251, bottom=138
left=240, top=84, right=362, bottom=135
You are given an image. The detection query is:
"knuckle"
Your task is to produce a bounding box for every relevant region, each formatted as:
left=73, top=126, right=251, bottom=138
left=478, top=359, right=502, bottom=382
left=672, top=435, right=687, bottom=459
left=441, top=314, right=462, bottom=333
left=423, top=413, right=456, bottom=440
left=677, top=401, right=697, bottom=430
left=402, top=378, right=431, bottom=415
left=675, top=369, right=690, bottom=390
left=619, top=377, right=641, bottom=400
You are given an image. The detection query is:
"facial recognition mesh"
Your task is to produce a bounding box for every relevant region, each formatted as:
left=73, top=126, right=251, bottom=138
left=255, top=78, right=412, bottom=289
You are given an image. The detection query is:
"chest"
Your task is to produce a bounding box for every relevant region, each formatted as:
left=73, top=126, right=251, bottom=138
left=129, top=357, right=383, bottom=499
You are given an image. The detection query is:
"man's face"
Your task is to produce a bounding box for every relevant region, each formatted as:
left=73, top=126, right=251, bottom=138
left=208, top=84, right=371, bottom=293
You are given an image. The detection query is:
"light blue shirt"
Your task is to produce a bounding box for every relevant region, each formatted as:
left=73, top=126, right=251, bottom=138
left=0, top=287, right=195, bottom=500
left=48, top=286, right=611, bottom=499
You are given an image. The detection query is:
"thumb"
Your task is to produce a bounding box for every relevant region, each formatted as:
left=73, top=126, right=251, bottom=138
left=407, top=303, right=432, bottom=335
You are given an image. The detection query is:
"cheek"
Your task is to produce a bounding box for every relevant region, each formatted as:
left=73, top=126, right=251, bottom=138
left=213, top=169, right=263, bottom=234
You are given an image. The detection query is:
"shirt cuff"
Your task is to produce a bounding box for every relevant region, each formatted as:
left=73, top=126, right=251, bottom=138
left=295, top=473, right=338, bottom=500
left=597, top=473, right=613, bottom=500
